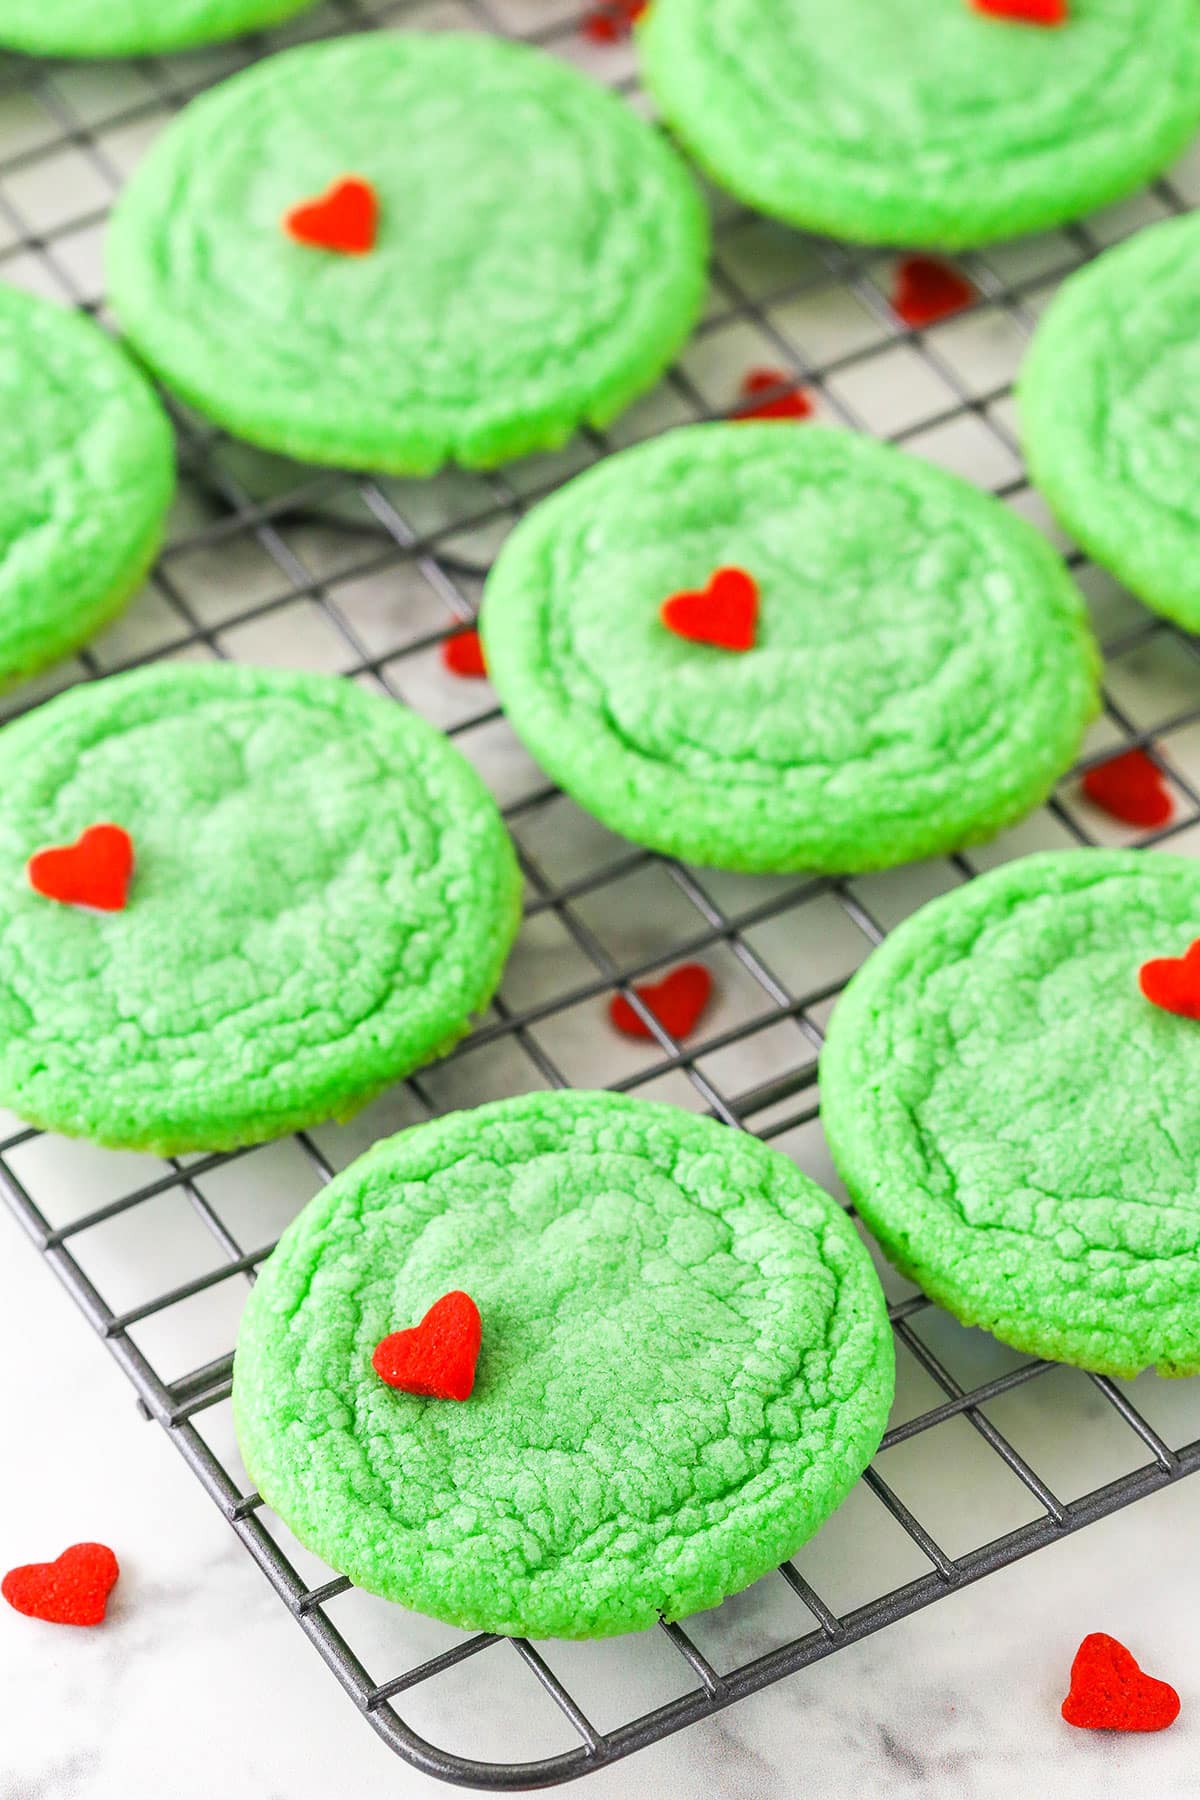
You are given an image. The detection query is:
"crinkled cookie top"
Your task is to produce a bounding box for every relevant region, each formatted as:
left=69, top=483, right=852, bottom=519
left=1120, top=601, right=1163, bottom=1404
left=822, top=849, right=1200, bottom=1377
left=233, top=1090, right=894, bottom=1638
left=0, top=285, right=172, bottom=685
left=640, top=0, right=1200, bottom=247
left=107, top=33, right=708, bottom=474
left=482, top=423, right=1099, bottom=872
left=0, top=663, right=520, bottom=1153
left=1020, top=211, right=1200, bottom=631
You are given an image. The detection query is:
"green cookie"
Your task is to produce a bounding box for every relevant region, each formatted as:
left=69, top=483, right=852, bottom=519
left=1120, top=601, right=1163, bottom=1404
left=480, top=422, right=1100, bottom=874
left=639, top=0, right=1200, bottom=249
left=0, top=0, right=316, bottom=57
left=107, top=33, right=708, bottom=477
left=233, top=1090, right=894, bottom=1638
left=0, top=664, right=520, bottom=1154
left=821, top=849, right=1200, bottom=1379
left=0, top=286, right=173, bottom=688
left=1019, top=212, right=1200, bottom=632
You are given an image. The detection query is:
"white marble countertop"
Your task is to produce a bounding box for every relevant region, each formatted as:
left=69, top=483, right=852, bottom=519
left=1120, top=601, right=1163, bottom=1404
left=3, top=1232, right=1198, bottom=1800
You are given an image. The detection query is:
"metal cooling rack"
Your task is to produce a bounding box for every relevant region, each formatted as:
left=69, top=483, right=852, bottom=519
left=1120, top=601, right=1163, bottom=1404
left=2, top=1, right=1200, bottom=1789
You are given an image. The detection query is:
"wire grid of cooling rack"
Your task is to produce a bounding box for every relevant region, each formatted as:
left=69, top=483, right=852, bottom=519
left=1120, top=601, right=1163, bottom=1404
left=2, top=0, right=1200, bottom=1790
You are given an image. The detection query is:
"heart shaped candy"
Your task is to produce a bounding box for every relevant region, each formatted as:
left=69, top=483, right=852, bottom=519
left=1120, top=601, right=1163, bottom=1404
left=27, top=823, right=133, bottom=911
left=582, top=0, right=645, bottom=40
left=284, top=177, right=378, bottom=256
left=372, top=1291, right=481, bottom=1401
left=891, top=257, right=975, bottom=328
left=441, top=628, right=488, bottom=678
left=2, top=1543, right=119, bottom=1626
left=1082, top=749, right=1172, bottom=830
left=1061, top=1633, right=1180, bottom=1732
left=1139, top=939, right=1200, bottom=1020
left=660, top=568, right=758, bottom=651
left=735, top=367, right=814, bottom=422
left=609, top=963, right=713, bottom=1041
left=972, top=0, right=1066, bottom=23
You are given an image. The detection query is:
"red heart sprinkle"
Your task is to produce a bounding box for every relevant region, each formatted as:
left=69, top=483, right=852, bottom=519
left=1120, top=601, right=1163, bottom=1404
left=610, top=963, right=713, bottom=1040
left=1082, top=749, right=1173, bottom=830
left=661, top=568, right=758, bottom=651
left=284, top=177, right=378, bottom=256
left=1139, top=940, right=1200, bottom=1020
left=28, top=823, right=133, bottom=912
left=1062, top=1633, right=1180, bottom=1732
left=972, top=0, right=1067, bottom=22
left=735, top=367, right=814, bottom=422
left=2, top=1543, right=119, bottom=1626
left=582, top=8, right=623, bottom=38
left=891, top=257, right=976, bottom=329
left=372, top=1291, right=481, bottom=1401
left=582, top=0, right=645, bottom=41
left=441, top=628, right=488, bottom=679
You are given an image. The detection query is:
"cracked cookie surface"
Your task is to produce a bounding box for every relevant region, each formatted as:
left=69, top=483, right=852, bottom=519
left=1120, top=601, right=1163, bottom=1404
left=0, top=663, right=520, bottom=1154
left=233, top=1090, right=894, bottom=1638
left=0, top=287, right=173, bottom=687
left=106, top=33, right=708, bottom=476
left=1019, top=213, right=1200, bottom=632
left=639, top=0, right=1200, bottom=248
left=481, top=423, right=1099, bottom=873
left=821, top=849, right=1200, bottom=1377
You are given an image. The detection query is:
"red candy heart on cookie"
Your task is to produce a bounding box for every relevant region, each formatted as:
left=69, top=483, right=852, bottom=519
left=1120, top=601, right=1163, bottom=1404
left=972, top=0, right=1066, bottom=22
left=2, top=1543, right=119, bottom=1626
left=1139, top=939, right=1200, bottom=1020
left=661, top=568, right=758, bottom=651
left=372, top=1291, right=481, bottom=1401
left=1082, top=749, right=1173, bottom=830
left=1061, top=1633, right=1180, bottom=1732
left=284, top=176, right=378, bottom=256
left=28, top=823, right=133, bottom=912
left=610, top=963, right=713, bottom=1041
left=891, top=257, right=975, bottom=329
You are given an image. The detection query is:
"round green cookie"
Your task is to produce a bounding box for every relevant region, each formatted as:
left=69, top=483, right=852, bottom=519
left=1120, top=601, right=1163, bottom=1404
left=821, top=849, right=1200, bottom=1379
left=233, top=1090, right=894, bottom=1638
left=0, top=663, right=520, bottom=1154
left=106, top=34, right=708, bottom=477
left=480, top=422, right=1100, bottom=874
left=639, top=0, right=1200, bottom=249
left=1019, top=212, right=1200, bottom=632
left=0, top=286, right=173, bottom=688
left=0, top=0, right=316, bottom=57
